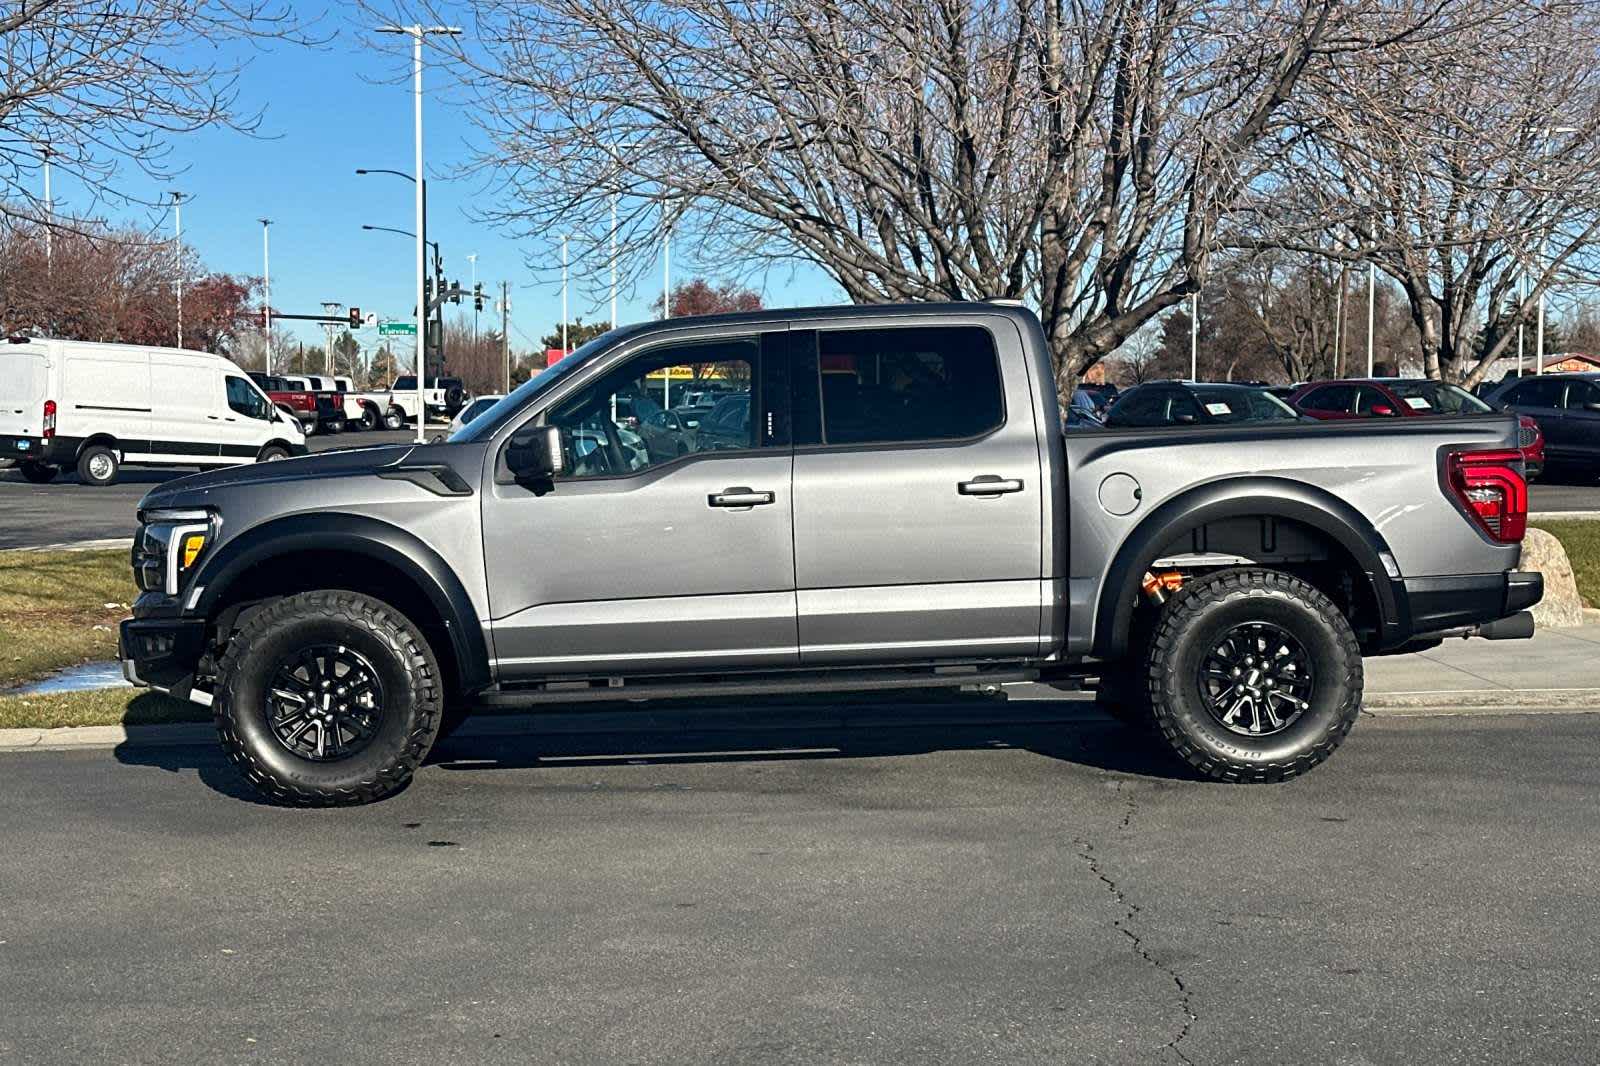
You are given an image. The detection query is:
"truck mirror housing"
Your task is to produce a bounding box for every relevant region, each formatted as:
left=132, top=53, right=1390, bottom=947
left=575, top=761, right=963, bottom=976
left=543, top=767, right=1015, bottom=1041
left=506, top=425, right=564, bottom=482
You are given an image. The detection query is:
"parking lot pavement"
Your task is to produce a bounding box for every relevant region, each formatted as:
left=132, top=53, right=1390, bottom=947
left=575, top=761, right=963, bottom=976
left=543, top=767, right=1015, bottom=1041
left=1, top=705, right=1597, bottom=1064
left=0, top=430, right=420, bottom=549
left=1531, top=477, right=1600, bottom=515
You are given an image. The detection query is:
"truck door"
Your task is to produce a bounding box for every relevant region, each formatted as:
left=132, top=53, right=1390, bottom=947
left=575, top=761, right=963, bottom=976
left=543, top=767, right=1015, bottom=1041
left=788, top=320, right=1045, bottom=664
left=481, top=331, right=798, bottom=678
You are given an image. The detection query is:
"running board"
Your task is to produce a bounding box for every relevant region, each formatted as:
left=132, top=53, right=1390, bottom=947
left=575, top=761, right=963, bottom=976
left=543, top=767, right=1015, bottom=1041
left=474, top=668, right=1038, bottom=708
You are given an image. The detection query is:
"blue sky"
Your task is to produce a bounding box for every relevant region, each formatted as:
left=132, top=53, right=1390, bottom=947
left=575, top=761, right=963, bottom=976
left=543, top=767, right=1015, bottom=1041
left=46, top=17, right=843, bottom=356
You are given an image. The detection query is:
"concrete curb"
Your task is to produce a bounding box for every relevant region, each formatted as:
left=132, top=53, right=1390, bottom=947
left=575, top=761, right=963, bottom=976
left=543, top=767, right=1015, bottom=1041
left=4, top=691, right=1600, bottom=752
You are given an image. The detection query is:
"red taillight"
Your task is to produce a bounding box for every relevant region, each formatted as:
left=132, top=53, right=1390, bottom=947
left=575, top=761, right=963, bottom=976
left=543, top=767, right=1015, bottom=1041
left=42, top=399, right=56, bottom=439
left=1446, top=449, right=1527, bottom=543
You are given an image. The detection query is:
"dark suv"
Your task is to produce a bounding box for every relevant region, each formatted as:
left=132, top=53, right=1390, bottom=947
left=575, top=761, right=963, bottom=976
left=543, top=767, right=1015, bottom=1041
left=1485, top=373, right=1600, bottom=474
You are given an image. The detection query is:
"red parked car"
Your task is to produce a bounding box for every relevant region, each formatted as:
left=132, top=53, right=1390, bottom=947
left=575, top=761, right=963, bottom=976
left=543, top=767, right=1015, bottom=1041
left=1289, top=377, right=1544, bottom=479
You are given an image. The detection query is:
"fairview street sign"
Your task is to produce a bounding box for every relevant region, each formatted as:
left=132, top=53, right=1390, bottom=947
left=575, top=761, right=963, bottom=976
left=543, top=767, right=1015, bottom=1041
left=378, top=321, right=417, bottom=336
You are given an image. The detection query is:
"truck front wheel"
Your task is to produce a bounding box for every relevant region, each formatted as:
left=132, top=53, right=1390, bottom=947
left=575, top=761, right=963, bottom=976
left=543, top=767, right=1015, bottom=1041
left=213, top=591, right=443, bottom=806
left=1142, top=568, right=1362, bottom=783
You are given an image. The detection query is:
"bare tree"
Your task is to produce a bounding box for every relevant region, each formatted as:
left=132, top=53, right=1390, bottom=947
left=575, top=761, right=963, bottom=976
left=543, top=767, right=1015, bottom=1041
left=0, top=0, right=309, bottom=227
left=1248, top=0, right=1600, bottom=384
left=432, top=0, right=1462, bottom=400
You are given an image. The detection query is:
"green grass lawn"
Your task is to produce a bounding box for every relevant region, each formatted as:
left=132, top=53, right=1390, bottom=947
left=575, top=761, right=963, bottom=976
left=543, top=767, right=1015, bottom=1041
left=0, top=689, right=203, bottom=731
left=1532, top=520, right=1600, bottom=609
left=0, top=549, right=133, bottom=687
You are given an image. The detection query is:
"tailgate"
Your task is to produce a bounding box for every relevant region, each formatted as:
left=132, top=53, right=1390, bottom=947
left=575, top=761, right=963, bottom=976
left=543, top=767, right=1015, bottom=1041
left=0, top=345, right=47, bottom=437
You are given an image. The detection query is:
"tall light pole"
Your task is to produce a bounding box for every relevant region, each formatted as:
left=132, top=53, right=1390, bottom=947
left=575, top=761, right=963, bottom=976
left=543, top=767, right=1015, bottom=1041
left=1366, top=262, right=1376, bottom=377
left=41, top=145, right=52, bottom=276
left=1189, top=291, right=1199, bottom=381
left=378, top=22, right=461, bottom=444
left=561, top=235, right=569, bottom=356
left=172, top=192, right=186, bottom=348
left=259, top=217, right=273, bottom=373
left=609, top=193, right=618, bottom=329
left=466, top=252, right=479, bottom=353
left=1529, top=125, right=1577, bottom=376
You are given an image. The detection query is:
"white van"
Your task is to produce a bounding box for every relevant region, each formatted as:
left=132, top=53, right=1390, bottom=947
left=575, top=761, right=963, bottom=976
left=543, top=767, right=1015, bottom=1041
left=0, top=338, right=307, bottom=486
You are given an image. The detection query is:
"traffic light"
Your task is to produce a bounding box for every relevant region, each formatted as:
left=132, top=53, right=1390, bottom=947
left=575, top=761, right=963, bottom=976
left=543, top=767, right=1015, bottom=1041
left=348, top=306, right=361, bottom=329
left=450, top=280, right=461, bottom=305
left=473, top=283, right=483, bottom=312
left=424, top=276, right=434, bottom=305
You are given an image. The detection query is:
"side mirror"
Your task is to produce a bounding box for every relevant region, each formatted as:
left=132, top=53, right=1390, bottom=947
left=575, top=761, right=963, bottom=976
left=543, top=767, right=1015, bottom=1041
left=506, top=425, right=565, bottom=482
left=1173, top=412, right=1198, bottom=425
left=1585, top=402, right=1600, bottom=413
left=1370, top=404, right=1396, bottom=417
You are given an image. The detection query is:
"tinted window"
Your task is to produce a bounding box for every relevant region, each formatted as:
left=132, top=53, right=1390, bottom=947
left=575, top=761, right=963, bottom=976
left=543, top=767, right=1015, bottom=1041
left=1105, top=386, right=1170, bottom=427
left=1300, top=385, right=1356, bottom=413
left=1386, top=381, right=1491, bottom=414
left=392, top=375, right=416, bottom=391
left=1565, top=380, right=1600, bottom=409
left=1503, top=378, right=1565, bottom=408
left=225, top=376, right=268, bottom=420
left=813, top=326, right=1003, bottom=445
left=547, top=338, right=760, bottom=477
left=1192, top=387, right=1299, bottom=422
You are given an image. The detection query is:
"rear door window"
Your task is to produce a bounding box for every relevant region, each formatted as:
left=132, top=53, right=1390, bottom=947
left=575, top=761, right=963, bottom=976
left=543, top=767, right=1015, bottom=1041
left=1503, top=378, right=1565, bottom=408
left=811, top=326, right=1004, bottom=445
left=1105, top=387, right=1169, bottom=427
left=1300, top=385, right=1356, bottom=413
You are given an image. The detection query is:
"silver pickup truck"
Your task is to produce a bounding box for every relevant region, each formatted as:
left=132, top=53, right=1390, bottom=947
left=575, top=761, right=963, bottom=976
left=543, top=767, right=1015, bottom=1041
left=120, top=303, right=1542, bottom=806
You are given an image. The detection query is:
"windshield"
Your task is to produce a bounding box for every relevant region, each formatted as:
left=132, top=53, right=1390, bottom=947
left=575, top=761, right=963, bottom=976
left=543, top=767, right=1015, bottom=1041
left=1385, top=380, right=1492, bottom=415
left=1193, top=386, right=1300, bottom=422
left=449, top=331, right=619, bottom=442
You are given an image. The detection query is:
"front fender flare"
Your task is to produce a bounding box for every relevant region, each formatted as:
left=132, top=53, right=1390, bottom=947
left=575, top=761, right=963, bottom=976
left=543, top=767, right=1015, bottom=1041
left=190, top=513, right=491, bottom=693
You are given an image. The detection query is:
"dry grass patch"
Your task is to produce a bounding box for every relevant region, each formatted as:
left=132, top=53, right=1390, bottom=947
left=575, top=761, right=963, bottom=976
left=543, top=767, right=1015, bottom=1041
left=0, top=549, right=134, bottom=686
left=0, top=689, right=202, bottom=730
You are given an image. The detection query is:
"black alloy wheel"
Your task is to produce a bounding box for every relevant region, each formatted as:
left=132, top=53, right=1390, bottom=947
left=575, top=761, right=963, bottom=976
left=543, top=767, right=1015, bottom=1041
left=1196, top=621, right=1314, bottom=737
left=266, top=644, right=386, bottom=762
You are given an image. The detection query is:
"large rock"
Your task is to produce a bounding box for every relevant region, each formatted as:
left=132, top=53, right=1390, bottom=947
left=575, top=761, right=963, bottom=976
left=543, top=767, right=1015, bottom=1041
left=1520, top=527, right=1586, bottom=628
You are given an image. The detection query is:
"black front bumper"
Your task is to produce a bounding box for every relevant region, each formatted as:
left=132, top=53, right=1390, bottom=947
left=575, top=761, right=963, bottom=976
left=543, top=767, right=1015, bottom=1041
left=1400, top=570, right=1543, bottom=639
left=119, top=615, right=209, bottom=699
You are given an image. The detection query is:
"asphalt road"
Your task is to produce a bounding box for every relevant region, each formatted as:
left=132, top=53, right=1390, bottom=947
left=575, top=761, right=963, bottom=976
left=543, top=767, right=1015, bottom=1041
left=2, top=705, right=1598, bottom=1064
left=0, top=430, right=419, bottom=549
left=1, top=432, right=1598, bottom=549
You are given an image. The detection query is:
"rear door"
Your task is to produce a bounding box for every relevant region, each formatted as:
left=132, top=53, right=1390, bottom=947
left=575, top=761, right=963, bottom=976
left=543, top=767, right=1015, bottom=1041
left=0, top=343, right=48, bottom=442
left=1498, top=377, right=1568, bottom=455
left=1561, top=379, right=1600, bottom=460
left=1297, top=383, right=1359, bottom=419
left=788, top=319, right=1045, bottom=664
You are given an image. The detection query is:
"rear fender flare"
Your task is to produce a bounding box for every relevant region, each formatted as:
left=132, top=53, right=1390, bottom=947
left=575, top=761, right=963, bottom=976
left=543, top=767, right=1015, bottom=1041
left=1093, top=476, right=1404, bottom=658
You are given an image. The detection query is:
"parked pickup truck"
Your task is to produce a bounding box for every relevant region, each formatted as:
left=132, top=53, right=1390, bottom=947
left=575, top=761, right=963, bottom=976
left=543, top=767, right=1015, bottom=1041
left=381, top=375, right=470, bottom=428
left=246, top=373, right=343, bottom=436
left=122, top=303, right=1542, bottom=806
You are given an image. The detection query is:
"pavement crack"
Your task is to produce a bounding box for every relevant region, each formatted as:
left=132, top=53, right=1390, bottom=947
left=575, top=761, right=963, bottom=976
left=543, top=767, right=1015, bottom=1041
left=1076, top=780, right=1198, bottom=1066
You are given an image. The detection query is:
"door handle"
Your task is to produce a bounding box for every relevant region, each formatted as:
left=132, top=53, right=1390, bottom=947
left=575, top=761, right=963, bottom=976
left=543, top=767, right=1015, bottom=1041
left=207, top=415, right=219, bottom=420
left=709, top=487, right=775, bottom=508
left=958, top=476, right=1024, bottom=496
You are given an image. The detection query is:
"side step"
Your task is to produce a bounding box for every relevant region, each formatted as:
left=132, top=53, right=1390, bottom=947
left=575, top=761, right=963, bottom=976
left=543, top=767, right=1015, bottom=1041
left=474, top=668, right=1039, bottom=709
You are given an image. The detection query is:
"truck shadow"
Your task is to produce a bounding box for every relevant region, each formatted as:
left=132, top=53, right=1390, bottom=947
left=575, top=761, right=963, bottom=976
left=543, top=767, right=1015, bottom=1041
left=425, top=697, right=1186, bottom=780
left=111, top=696, right=1193, bottom=804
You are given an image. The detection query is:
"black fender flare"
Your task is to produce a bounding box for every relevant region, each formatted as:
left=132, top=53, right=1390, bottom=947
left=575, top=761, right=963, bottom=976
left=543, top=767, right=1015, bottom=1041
left=190, top=513, right=492, bottom=693
left=1093, top=476, right=1406, bottom=659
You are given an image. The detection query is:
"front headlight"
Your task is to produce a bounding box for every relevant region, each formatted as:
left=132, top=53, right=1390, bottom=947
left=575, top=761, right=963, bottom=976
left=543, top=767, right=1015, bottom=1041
left=134, top=510, right=219, bottom=596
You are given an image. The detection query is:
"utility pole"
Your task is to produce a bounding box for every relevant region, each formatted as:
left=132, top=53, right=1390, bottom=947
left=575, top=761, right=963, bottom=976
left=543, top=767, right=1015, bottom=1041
left=42, top=146, right=53, bottom=276
left=259, top=218, right=273, bottom=373
left=662, top=224, right=672, bottom=407
left=501, top=280, right=511, bottom=393
left=172, top=192, right=186, bottom=349
left=467, top=252, right=478, bottom=355
left=378, top=21, right=461, bottom=444
left=1189, top=292, right=1199, bottom=381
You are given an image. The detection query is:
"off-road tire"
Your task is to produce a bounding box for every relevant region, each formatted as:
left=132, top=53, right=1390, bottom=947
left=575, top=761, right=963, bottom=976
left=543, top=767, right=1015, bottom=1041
left=214, top=590, right=443, bottom=806
left=76, top=444, right=119, bottom=486
left=1143, top=568, right=1362, bottom=783
left=17, top=461, right=57, bottom=484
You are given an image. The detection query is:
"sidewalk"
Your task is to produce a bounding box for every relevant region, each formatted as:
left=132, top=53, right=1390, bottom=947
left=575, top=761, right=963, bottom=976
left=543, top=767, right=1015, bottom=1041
left=1362, top=620, right=1600, bottom=713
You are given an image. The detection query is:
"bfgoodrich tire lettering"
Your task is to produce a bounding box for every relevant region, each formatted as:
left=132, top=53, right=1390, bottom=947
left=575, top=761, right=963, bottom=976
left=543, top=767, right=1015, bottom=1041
left=214, top=590, right=442, bottom=806
left=1144, top=568, right=1362, bottom=783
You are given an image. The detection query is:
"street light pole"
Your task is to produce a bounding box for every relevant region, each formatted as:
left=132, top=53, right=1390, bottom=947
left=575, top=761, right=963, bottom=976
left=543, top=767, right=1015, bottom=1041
left=561, top=235, right=569, bottom=357
left=610, top=193, right=618, bottom=329
left=1366, top=261, right=1376, bottom=377
left=259, top=217, right=272, bottom=373
left=378, top=22, right=461, bottom=444
left=42, top=146, right=52, bottom=276
left=1189, top=292, right=1198, bottom=381
left=467, top=252, right=478, bottom=355
left=172, top=192, right=185, bottom=348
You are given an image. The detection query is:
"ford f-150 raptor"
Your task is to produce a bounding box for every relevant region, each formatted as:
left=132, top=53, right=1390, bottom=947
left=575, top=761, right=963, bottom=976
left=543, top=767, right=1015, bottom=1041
left=121, top=303, right=1542, bottom=805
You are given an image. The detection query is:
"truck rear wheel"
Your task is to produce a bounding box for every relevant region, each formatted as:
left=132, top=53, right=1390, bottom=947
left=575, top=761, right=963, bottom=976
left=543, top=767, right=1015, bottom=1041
left=1142, top=568, right=1362, bottom=783
left=214, top=591, right=443, bottom=806
left=361, top=406, right=380, bottom=431
left=383, top=407, right=406, bottom=431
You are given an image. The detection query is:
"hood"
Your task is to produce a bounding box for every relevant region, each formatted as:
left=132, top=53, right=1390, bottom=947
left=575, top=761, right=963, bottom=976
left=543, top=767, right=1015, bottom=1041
left=138, top=444, right=422, bottom=511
